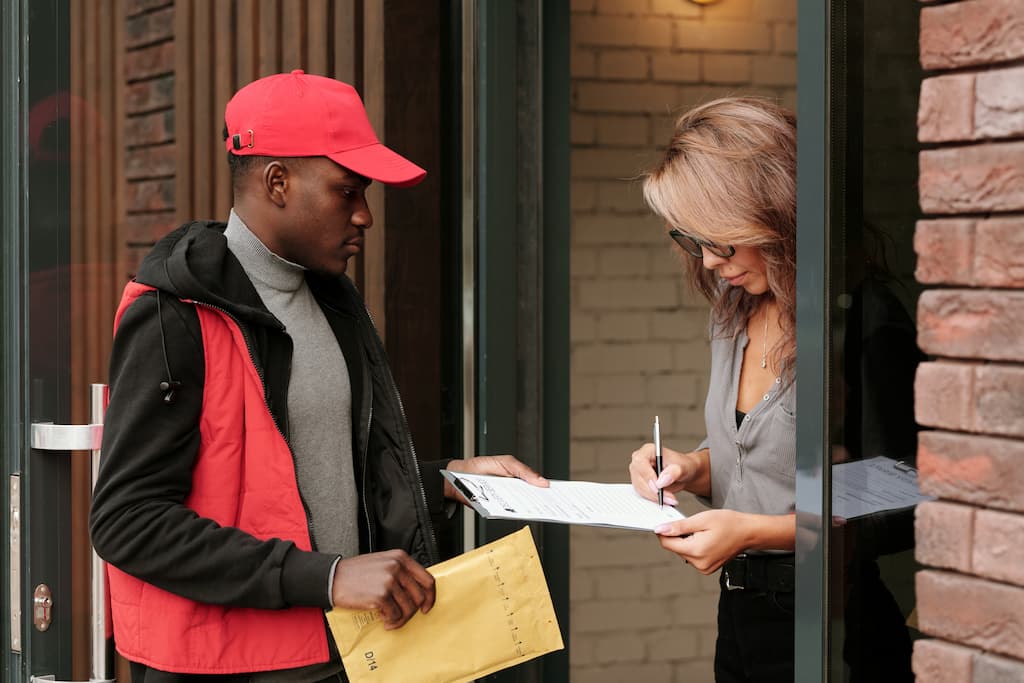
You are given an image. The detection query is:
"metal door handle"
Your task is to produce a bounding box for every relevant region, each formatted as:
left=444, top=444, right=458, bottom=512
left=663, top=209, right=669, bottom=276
left=29, top=423, right=103, bottom=451
left=25, top=385, right=114, bottom=683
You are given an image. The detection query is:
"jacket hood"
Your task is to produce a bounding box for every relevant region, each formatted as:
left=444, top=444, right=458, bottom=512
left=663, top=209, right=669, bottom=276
left=137, top=220, right=365, bottom=326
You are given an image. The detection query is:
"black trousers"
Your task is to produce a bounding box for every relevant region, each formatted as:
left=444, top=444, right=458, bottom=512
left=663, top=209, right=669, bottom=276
left=714, top=581, right=795, bottom=683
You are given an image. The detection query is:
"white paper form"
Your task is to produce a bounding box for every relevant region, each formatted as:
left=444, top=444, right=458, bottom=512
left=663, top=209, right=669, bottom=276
left=831, top=456, right=935, bottom=520
left=442, top=471, right=685, bottom=531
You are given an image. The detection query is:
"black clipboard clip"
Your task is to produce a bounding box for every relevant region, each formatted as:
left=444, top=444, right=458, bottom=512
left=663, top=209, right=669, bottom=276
left=452, top=476, right=483, bottom=502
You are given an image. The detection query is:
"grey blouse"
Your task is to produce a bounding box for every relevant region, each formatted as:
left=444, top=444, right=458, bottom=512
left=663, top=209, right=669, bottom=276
left=697, top=321, right=796, bottom=516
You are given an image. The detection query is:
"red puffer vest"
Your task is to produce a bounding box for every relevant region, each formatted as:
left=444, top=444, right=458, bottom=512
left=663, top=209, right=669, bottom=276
left=105, top=282, right=329, bottom=674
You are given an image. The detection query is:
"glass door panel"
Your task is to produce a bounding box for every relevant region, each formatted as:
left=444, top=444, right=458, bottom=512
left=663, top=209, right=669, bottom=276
left=828, top=1, right=924, bottom=681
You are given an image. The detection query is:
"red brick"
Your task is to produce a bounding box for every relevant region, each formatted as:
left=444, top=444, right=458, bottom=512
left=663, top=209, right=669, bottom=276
left=915, top=362, right=974, bottom=432
left=974, top=651, right=1024, bottom=682
left=975, top=66, right=1024, bottom=140
left=975, top=218, right=1024, bottom=287
left=914, top=219, right=975, bottom=285
left=125, top=110, right=174, bottom=147
left=916, top=570, right=1024, bottom=660
left=124, top=41, right=175, bottom=81
left=920, top=0, right=1024, bottom=70
left=919, top=431, right=1024, bottom=513
left=125, top=75, right=174, bottom=114
left=915, top=501, right=974, bottom=573
left=973, top=365, right=1024, bottom=437
left=125, top=0, right=172, bottom=18
left=911, top=639, right=974, bottom=683
left=125, top=143, right=175, bottom=180
left=123, top=211, right=177, bottom=243
left=973, top=509, right=1024, bottom=588
left=126, top=179, right=174, bottom=213
left=125, top=6, right=173, bottom=49
left=918, top=74, right=975, bottom=143
left=919, top=142, right=1024, bottom=215
left=917, top=290, right=1024, bottom=362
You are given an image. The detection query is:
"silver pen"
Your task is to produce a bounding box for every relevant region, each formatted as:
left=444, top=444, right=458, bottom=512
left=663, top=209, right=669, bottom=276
left=654, top=415, right=663, bottom=508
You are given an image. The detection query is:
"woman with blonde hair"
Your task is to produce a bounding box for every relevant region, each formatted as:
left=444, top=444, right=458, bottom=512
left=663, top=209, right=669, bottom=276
left=628, top=97, right=797, bottom=682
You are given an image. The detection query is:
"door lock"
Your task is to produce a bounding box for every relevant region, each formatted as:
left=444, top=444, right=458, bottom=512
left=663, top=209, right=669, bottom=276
left=33, top=583, right=52, bottom=631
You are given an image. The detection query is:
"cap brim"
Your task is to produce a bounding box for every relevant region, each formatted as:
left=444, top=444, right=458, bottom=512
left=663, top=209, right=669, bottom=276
left=327, top=143, right=427, bottom=188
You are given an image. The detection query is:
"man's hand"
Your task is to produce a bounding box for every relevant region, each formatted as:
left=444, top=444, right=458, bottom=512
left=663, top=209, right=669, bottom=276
left=331, top=550, right=435, bottom=630
left=444, top=455, right=549, bottom=504
left=629, top=443, right=706, bottom=505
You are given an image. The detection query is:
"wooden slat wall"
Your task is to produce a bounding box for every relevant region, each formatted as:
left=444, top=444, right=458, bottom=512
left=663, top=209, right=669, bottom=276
left=69, top=0, right=126, bottom=678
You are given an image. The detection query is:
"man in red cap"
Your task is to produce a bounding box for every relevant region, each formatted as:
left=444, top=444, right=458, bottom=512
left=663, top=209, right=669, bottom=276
left=90, top=71, right=547, bottom=683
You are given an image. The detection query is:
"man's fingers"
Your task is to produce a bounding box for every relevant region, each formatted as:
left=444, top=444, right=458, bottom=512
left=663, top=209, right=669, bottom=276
left=399, top=555, right=436, bottom=613
left=378, top=594, right=404, bottom=629
left=499, top=456, right=549, bottom=487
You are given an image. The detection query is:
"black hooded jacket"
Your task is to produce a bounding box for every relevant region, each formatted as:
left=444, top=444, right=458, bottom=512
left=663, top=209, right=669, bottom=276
left=90, top=220, right=444, bottom=620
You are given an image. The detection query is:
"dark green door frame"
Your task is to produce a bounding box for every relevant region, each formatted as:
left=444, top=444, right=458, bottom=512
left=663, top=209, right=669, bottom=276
left=0, top=0, right=26, bottom=677
left=3, top=0, right=77, bottom=681
left=476, top=1, right=570, bottom=680
left=795, top=0, right=831, bottom=681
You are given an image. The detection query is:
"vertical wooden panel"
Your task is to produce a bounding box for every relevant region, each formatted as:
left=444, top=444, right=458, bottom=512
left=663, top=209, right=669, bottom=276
left=281, top=0, right=305, bottom=71
left=68, top=3, right=88, bottom=678
left=213, top=0, right=234, bottom=220
left=236, top=0, right=259, bottom=88
left=362, top=0, right=386, bottom=334
left=174, top=0, right=194, bottom=224
left=192, top=1, right=214, bottom=219
left=333, top=0, right=357, bottom=85
left=259, top=0, right=281, bottom=77
left=306, top=0, right=328, bottom=75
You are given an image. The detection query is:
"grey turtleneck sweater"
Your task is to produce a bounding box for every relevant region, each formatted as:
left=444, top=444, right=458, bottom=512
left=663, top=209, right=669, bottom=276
left=225, top=211, right=356, bottom=682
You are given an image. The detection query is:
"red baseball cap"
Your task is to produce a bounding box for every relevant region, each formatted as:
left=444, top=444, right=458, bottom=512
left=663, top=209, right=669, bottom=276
left=224, top=70, right=426, bottom=187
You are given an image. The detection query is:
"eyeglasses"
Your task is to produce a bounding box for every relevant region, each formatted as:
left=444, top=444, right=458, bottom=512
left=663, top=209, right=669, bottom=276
left=668, top=229, right=736, bottom=259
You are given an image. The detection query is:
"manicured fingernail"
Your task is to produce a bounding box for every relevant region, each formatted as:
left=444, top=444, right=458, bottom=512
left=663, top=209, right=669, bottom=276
left=648, top=479, right=658, bottom=493
left=654, top=524, right=670, bottom=534
left=664, top=495, right=678, bottom=506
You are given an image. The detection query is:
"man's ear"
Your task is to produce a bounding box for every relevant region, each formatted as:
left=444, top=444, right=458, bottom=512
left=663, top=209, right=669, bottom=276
left=262, top=160, right=288, bottom=208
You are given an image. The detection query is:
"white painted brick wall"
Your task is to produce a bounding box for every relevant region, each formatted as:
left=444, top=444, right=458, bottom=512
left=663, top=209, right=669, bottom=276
left=569, top=1, right=797, bottom=680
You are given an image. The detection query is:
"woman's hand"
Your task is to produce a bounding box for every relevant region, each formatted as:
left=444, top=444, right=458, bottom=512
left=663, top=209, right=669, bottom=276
left=652, top=509, right=753, bottom=574
left=653, top=511, right=796, bottom=574
left=629, top=444, right=710, bottom=503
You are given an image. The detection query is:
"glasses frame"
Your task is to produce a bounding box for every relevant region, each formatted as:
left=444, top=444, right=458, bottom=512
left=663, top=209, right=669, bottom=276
left=667, top=229, right=737, bottom=259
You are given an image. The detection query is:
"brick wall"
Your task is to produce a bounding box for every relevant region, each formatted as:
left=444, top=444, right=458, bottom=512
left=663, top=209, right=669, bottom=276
left=913, top=0, right=1024, bottom=681
left=123, top=0, right=177, bottom=277
left=569, top=1, right=796, bottom=680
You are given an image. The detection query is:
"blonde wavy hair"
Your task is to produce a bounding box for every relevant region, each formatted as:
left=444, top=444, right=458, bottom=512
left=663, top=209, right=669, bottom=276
left=643, top=97, right=797, bottom=377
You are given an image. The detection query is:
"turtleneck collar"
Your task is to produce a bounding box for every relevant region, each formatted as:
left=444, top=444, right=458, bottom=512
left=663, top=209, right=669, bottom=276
left=224, top=209, right=306, bottom=293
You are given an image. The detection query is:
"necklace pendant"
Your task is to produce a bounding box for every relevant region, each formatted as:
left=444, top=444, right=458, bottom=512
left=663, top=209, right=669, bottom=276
left=761, top=358, right=767, bottom=369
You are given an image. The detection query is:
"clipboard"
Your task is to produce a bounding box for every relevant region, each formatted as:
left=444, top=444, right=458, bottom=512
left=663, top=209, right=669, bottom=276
left=442, top=470, right=685, bottom=531
left=326, top=526, right=564, bottom=683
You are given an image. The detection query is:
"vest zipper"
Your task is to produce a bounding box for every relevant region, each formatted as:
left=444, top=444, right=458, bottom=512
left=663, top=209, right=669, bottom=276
left=361, top=305, right=440, bottom=566
left=190, top=300, right=319, bottom=553
left=362, top=397, right=375, bottom=552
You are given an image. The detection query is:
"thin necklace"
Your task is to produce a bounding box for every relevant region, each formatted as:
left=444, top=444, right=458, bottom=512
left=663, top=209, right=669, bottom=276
left=761, top=306, right=770, bottom=369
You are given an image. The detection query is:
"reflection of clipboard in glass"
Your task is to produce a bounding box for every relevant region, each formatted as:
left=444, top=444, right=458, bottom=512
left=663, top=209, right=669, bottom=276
left=326, top=526, right=564, bottom=683
left=832, top=456, right=936, bottom=520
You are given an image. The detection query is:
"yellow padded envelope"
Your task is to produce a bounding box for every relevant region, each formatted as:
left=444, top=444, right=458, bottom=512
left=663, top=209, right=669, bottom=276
left=326, top=526, right=564, bottom=683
